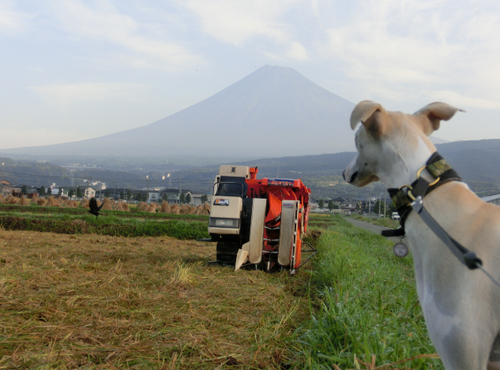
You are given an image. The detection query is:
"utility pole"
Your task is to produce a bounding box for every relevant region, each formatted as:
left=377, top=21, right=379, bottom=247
left=368, top=185, right=372, bottom=217
left=146, top=175, right=150, bottom=203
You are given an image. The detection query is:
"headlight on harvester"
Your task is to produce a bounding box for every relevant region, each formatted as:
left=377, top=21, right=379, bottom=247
left=209, top=218, right=240, bottom=228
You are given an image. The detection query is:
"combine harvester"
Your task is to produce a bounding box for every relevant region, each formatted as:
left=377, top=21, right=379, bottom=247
left=208, top=165, right=316, bottom=274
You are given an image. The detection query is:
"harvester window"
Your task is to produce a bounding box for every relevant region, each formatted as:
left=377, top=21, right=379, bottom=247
left=216, top=183, right=244, bottom=197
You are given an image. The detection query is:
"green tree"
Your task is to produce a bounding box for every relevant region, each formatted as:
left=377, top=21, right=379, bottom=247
left=39, top=185, right=46, bottom=196
left=162, top=193, right=168, bottom=201
left=126, top=190, right=132, bottom=200
left=120, top=191, right=124, bottom=200
left=185, top=193, right=191, bottom=204
left=68, top=189, right=75, bottom=198
left=21, top=185, right=27, bottom=195
left=201, top=194, right=208, bottom=203
left=328, top=200, right=334, bottom=211
left=58, top=187, right=63, bottom=196
left=179, top=192, right=186, bottom=204
left=76, top=186, right=83, bottom=198
left=105, top=189, right=110, bottom=197
left=318, top=199, right=324, bottom=208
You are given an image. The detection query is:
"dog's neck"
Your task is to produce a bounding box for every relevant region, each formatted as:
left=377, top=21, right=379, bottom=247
left=377, top=137, right=436, bottom=190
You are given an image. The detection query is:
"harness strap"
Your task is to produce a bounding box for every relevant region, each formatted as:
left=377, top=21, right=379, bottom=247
left=379, top=153, right=500, bottom=288
left=412, top=196, right=500, bottom=289
left=381, top=228, right=405, bottom=237
left=411, top=196, right=482, bottom=270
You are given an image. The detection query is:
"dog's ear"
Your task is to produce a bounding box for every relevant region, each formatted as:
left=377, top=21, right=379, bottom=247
left=350, top=100, right=388, bottom=137
left=413, top=102, right=465, bottom=135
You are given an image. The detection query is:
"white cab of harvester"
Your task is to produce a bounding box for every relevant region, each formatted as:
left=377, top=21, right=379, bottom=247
left=208, top=197, right=243, bottom=235
left=208, top=165, right=250, bottom=236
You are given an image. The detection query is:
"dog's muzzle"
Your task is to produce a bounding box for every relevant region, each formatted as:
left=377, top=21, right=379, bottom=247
left=343, top=169, right=358, bottom=184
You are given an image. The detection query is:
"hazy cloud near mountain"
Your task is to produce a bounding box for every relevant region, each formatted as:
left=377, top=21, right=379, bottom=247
left=29, top=83, right=149, bottom=112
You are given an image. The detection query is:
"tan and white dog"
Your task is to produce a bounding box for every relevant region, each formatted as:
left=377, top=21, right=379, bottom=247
left=343, top=101, right=500, bottom=370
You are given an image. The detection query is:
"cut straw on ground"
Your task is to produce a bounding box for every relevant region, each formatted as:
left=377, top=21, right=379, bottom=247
left=0, top=229, right=311, bottom=369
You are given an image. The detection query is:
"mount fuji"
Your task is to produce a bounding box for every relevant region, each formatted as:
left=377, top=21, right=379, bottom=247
left=6, top=65, right=357, bottom=158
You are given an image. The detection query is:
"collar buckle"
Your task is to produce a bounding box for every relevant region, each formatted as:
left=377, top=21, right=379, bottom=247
left=398, top=184, right=415, bottom=202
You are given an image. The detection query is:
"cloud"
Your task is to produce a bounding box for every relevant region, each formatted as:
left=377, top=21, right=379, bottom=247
left=0, top=2, right=30, bottom=34
left=181, top=0, right=310, bottom=61
left=50, top=0, right=203, bottom=70
left=427, top=91, right=500, bottom=110
left=261, top=41, right=310, bottom=62
left=181, top=0, right=288, bottom=45
left=287, top=41, right=309, bottom=61
left=29, top=82, right=148, bottom=111
left=320, top=0, right=500, bottom=108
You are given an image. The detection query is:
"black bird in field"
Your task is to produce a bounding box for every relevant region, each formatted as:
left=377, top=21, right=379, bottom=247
left=89, top=197, right=104, bottom=218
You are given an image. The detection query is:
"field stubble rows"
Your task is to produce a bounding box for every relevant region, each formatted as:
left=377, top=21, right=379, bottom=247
left=0, top=230, right=310, bottom=369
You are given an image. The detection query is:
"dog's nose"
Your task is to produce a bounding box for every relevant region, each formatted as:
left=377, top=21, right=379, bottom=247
left=343, top=170, right=357, bottom=184
left=351, top=172, right=358, bottom=183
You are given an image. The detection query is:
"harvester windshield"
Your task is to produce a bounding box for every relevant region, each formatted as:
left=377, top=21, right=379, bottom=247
left=215, top=176, right=247, bottom=197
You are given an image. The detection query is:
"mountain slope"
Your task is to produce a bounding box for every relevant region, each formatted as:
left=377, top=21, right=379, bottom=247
left=4, top=65, right=356, bottom=158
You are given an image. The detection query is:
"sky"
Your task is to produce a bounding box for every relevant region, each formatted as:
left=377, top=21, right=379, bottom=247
left=1, top=0, right=500, bottom=150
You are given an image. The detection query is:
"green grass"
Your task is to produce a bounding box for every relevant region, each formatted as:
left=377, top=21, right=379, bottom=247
left=308, top=214, right=341, bottom=229
left=295, top=216, right=442, bottom=369
left=0, top=204, right=209, bottom=221
left=0, top=212, right=209, bottom=240
left=349, top=214, right=400, bottom=229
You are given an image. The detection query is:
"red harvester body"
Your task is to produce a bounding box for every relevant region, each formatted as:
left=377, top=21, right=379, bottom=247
left=208, top=165, right=313, bottom=273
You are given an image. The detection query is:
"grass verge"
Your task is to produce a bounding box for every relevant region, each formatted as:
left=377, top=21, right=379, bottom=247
left=296, top=216, right=442, bottom=369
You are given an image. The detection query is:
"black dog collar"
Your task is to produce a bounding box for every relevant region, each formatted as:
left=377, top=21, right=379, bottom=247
left=386, top=152, right=462, bottom=234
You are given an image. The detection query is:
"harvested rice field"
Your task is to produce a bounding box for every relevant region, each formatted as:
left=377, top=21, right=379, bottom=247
left=0, top=229, right=311, bottom=369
